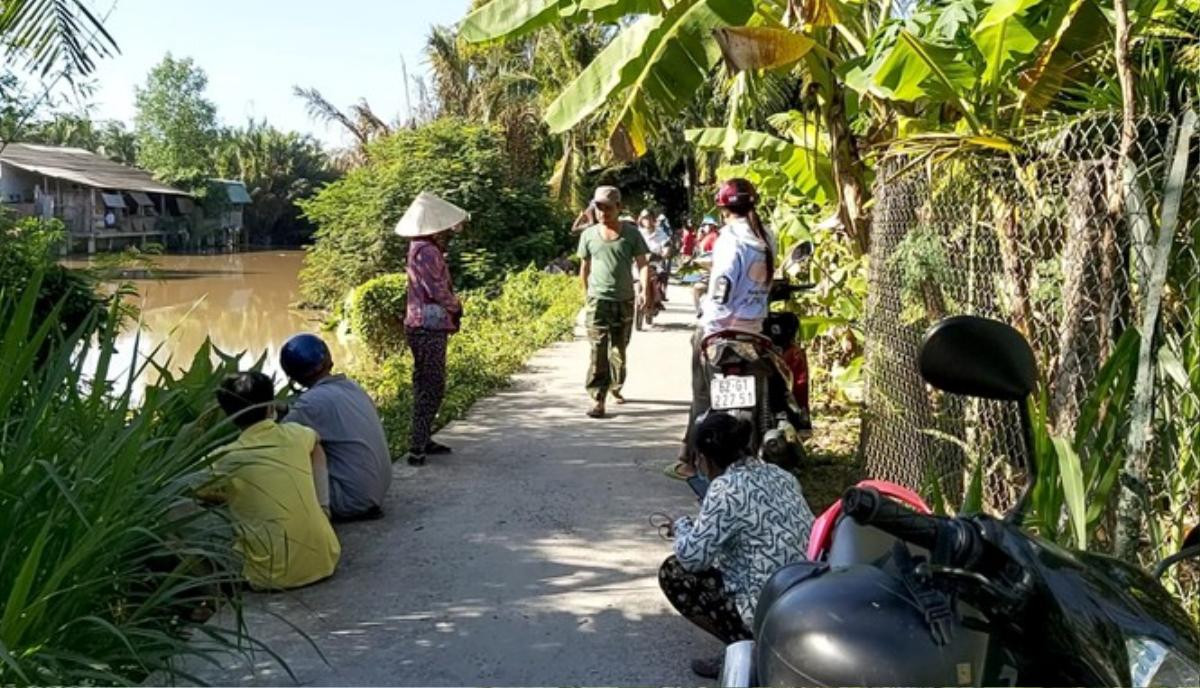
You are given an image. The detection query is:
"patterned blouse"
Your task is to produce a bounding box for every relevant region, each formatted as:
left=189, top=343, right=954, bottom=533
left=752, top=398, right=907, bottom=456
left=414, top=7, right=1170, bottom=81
left=674, top=457, right=815, bottom=626
left=405, top=239, right=461, bottom=332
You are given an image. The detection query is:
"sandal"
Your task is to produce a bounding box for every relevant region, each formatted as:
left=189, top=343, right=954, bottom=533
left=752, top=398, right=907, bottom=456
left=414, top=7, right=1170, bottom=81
left=663, top=461, right=695, bottom=481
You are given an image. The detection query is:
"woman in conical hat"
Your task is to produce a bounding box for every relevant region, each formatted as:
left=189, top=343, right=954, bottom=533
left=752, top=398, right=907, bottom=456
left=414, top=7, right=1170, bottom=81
left=395, top=192, right=468, bottom=467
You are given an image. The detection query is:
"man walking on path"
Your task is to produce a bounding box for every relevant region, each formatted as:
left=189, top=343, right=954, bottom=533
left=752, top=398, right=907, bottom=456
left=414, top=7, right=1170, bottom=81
left=578, top=186, right=650, bottom=418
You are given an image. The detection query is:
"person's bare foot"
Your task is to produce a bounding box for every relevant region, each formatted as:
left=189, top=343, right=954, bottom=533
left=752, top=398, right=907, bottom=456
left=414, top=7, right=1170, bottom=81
left=587, top=401, right=606, bottom=418
left=611, top=391, right=626, bottom=404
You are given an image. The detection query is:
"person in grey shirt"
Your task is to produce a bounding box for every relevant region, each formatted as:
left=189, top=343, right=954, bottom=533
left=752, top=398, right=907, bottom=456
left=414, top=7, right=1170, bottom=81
left=280, top=334, right=391, bottom=521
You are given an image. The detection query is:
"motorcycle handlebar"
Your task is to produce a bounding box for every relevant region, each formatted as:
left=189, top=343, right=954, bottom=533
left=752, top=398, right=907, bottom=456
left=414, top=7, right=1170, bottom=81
left=842, top=487, right=941, bottom=552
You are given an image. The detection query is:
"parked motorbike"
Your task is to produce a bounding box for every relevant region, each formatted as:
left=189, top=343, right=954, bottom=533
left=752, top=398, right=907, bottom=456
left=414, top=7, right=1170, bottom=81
left=702, top=242, right=814, bottom=469
left=721, top=315, right=1200, bottom=687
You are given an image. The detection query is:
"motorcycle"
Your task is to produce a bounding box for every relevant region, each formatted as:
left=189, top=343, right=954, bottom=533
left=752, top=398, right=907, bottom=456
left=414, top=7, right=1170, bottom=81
left=721, top=315, right=1200, bottom=687
left=635, top=256, right=669, bottom=330
left=701, top=242, right=814, bottom=470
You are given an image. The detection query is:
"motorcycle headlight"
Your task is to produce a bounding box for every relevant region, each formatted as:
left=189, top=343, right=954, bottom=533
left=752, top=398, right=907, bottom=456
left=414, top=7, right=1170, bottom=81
left=1127, top=637, right=1200, bottom=688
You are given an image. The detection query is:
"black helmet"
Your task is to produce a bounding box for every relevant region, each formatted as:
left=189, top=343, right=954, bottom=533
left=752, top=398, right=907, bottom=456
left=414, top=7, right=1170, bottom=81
left=280, top=333, right=331, bottom=381
left=755, top=562, right=991, bottom=686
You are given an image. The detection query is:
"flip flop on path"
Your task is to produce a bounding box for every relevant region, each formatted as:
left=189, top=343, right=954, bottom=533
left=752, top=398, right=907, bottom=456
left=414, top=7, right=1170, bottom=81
left=663, top=461, right=694, bottom=481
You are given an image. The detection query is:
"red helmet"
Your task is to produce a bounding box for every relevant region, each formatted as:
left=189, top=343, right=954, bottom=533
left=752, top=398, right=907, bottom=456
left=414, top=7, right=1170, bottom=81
left=716, top=178, right=759, bottom=209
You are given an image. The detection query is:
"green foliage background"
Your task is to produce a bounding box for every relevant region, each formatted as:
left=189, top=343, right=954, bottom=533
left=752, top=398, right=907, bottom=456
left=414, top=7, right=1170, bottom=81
left=348, top=273, right=409, bottom=359
left=134, top=54, right=220, bottom=186
left=298, top=118, right=570, bottom=306
left=0, top=214, right=105, bottom=336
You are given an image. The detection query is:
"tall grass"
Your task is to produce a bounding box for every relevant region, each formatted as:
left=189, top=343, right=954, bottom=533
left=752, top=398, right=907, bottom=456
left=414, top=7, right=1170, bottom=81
left=0, top=278, right=272, bottom=685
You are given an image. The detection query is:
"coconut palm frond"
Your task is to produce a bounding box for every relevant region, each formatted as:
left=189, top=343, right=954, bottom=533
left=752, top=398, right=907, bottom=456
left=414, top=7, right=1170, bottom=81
left=0, top=0, right=119, bottom=79
left=292, top=85, right=370, bottom=146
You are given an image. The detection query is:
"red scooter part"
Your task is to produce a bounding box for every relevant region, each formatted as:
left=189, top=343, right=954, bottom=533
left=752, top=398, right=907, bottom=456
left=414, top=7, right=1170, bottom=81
left=782, top=345, right=810, bottom=417
left=806, top=479, right=932, bottom=560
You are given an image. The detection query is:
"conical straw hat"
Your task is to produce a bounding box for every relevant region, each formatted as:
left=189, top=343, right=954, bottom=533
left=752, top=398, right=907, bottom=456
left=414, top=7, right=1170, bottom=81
left=394, top=192, right=470, bottom=237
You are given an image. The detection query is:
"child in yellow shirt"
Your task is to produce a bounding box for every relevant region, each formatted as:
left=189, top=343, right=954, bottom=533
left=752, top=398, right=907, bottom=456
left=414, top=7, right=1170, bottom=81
left=202, top=372, right=341, bottom=590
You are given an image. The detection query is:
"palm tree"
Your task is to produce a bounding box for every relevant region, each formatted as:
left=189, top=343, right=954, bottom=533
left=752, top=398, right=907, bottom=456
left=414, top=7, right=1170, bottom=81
left=292, top=85, right=392, bottom=166
left=0, top=0, right=118, bottom=81
left=213, top=119, right=336, bottom=244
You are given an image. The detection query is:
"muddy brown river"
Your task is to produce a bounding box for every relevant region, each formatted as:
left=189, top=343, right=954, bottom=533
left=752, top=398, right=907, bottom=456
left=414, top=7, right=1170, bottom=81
left=66, top=251, right=360, bottom=397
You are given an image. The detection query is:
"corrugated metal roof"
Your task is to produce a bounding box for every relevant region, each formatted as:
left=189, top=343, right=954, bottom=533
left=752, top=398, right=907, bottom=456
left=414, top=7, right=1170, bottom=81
left=215, top=179, right=252, bottom=205
left=0, top=143, right=189, bottom=196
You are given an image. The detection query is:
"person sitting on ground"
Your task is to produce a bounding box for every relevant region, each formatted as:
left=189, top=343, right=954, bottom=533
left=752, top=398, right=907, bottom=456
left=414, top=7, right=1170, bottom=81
left=659, top=413, right=814, bottom=678
left=200, top=371, right=341, bottom=591
left=281, top=334, right=392, bottom=521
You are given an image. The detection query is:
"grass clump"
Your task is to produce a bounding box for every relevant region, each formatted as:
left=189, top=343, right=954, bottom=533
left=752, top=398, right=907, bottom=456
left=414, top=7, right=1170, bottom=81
left=0, top=278, right=272, bottom=685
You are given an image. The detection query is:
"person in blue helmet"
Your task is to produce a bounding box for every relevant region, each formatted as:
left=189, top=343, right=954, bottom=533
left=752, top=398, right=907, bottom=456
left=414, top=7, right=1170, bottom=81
left=280, top=334, right=391, bottom=521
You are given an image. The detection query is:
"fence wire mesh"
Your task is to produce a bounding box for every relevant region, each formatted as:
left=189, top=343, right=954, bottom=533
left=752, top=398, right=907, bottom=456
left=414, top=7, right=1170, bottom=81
left=861, top=113, right=1199, bottom=608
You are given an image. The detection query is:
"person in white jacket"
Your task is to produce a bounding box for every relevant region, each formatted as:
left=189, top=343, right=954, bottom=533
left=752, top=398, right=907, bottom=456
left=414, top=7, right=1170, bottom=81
left=669, top=178, right=776, bottom=480
left=637, top=209, right=672, bottom=318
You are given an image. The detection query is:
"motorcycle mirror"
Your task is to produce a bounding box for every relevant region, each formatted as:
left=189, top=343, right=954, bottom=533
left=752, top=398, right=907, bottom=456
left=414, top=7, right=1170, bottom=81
left=918, top=316, right=1037, bottom=401
left=1151, top=536, right=1200, bottom=579
left=782, top=241, right=814, bottom=278
left=789, top=241, right=814, bottom=263
left=919, top=316, right=1039, bottom=524
left=1185, top=523, right=1200, bottom=549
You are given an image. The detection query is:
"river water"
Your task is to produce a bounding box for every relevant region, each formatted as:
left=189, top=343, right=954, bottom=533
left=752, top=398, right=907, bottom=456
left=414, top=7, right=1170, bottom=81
left=65, top=251, right=360, bottom=397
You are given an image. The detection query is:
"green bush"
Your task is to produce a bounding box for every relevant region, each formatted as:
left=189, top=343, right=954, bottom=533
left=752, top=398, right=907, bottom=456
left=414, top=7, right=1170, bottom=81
left=359, top=267, right=582, bottom=455
left=0, top=281, right=266, bottom=684
left=349, top=273, right=408, bottom=358
left=298, top=118, right=570, bottom=306
left=0, top=214, right=106, bottom=336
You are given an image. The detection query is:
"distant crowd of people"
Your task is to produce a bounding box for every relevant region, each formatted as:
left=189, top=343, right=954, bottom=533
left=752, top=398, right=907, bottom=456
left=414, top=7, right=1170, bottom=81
left=200, top=182, right=814, bottom=679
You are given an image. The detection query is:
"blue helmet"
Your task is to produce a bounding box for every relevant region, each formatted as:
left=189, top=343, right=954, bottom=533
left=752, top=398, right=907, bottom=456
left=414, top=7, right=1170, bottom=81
left=701, top=215, right=719, bottom=227
left=280, top=333, right=331, bottom=381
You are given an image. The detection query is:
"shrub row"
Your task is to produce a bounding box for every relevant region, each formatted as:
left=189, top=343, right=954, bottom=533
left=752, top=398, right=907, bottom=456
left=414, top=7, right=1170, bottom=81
left=356, top=267, right=582, bottom=456
left=348, top=273, right=409, bottom=358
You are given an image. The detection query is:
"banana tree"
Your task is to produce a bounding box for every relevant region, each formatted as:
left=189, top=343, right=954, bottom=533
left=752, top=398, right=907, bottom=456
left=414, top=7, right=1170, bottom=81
left=460, top=0, right=887, bottom=253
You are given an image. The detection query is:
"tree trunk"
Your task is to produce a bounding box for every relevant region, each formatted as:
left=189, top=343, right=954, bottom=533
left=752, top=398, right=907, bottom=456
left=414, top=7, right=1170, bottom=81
left=993, top=197, right=1033, bottom=338
left=825, top=93, right=871, bottom=256
left=861, top=166, right=945, bottom=491
left=1051, top=162, right=1112, bottom=434
left=1117, top=111, right=1197, bottom=559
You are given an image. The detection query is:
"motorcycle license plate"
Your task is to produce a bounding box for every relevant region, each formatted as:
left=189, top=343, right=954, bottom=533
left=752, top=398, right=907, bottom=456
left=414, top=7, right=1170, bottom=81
left=711, top=375, right=756, bottom=410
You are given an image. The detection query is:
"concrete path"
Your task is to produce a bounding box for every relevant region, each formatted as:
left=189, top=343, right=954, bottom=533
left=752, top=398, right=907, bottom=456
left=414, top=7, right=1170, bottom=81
left=192, top=286, right=715, bottom=686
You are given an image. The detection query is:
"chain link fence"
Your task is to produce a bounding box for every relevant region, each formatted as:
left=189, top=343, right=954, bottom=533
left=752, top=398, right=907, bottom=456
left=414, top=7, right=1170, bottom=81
left=860, top=113, right=1199, bottom=607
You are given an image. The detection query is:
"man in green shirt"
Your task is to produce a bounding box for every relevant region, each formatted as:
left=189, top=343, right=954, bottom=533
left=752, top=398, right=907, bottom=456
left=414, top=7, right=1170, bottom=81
left=578, top=186, right=651, bottom=418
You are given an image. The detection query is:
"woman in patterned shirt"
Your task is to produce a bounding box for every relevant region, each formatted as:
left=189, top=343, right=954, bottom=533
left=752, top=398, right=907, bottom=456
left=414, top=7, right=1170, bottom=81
left=659, top=413, right=815, bottom=678
left=395, top=192, right=468, bottom=467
